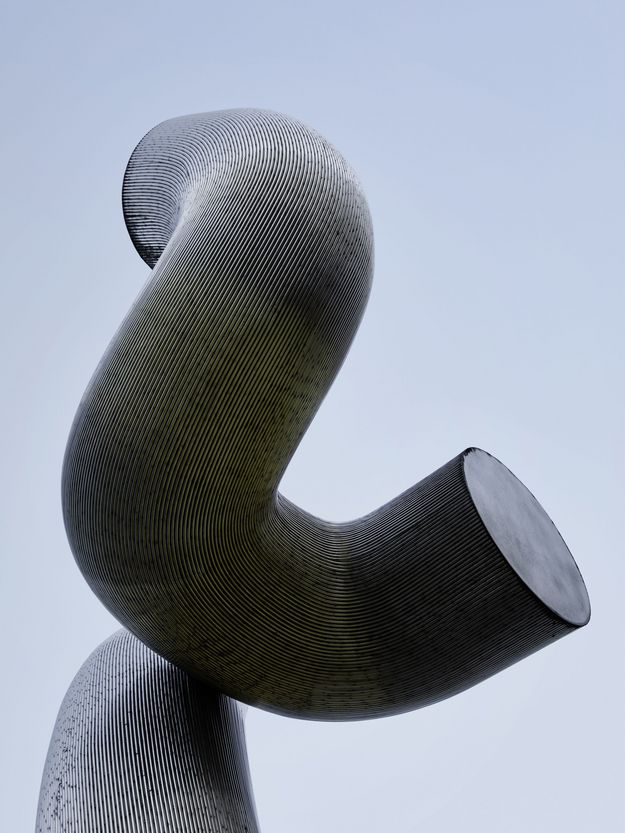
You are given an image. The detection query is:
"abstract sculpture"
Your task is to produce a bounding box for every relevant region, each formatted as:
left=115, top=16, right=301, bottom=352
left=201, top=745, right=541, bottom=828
left=36, top=630, right=260, bottom=832
left=37, top=109, right=590, bottom=831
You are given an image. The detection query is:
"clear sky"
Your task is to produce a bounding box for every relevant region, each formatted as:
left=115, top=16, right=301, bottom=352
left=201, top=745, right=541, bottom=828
left=1, top=2, right=623, bottom=830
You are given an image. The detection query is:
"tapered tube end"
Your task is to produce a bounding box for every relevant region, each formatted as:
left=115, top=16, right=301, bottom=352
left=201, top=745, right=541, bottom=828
left=463, top=448, right=590, bottom=628
left=35, top=630, right=260, bottom=832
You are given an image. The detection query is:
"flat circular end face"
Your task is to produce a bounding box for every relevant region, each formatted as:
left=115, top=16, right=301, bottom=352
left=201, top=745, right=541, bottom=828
left=463, top=448, right=590, bottom=627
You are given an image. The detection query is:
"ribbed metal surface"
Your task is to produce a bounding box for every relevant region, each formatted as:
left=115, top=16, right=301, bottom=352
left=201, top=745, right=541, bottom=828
left=35, top=630, right=259, bottom=833
left=62, top=109, right=589, bottom=720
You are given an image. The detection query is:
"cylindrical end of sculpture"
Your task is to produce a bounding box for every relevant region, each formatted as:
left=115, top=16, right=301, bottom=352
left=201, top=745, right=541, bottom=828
left=462, top=448, right=590, bottom=628
left=334, top=449, right=590, bottom=718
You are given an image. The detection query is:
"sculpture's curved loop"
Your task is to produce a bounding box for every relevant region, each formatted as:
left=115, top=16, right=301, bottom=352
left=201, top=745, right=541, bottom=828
left=62, top=109, right=589, bottom=719
left=35, top=630, right=259, bottom=833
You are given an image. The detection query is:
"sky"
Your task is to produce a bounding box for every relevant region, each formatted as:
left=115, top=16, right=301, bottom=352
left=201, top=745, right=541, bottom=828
left=1, top=1, right=623, bottom=830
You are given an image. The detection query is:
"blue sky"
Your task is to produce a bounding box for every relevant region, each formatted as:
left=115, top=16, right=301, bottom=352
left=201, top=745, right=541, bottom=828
left=1, top=2, right=623, bottom=830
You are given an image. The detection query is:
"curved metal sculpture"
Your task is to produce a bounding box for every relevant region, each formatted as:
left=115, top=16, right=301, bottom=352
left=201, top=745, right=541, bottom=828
left=62, top=109, right=589, bottom=719
left=38, top=108, right=590, bottom=830
left=36, top=630, right=259, bottom=833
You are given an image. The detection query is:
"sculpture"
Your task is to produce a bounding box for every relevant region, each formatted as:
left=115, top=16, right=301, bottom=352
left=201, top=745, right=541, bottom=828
left=37, top=109, right=590, bottom=830
left=36, top=630, right=260, bottom=832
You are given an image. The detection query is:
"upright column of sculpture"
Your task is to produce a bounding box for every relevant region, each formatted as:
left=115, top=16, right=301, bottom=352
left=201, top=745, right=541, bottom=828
left=37, top=109, right=590, bottom=831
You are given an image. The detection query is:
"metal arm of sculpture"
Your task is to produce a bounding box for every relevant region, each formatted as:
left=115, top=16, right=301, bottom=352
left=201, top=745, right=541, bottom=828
left=36, top=630, right=261, bottom=833
left=37, top=109, right=590, bottom=830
